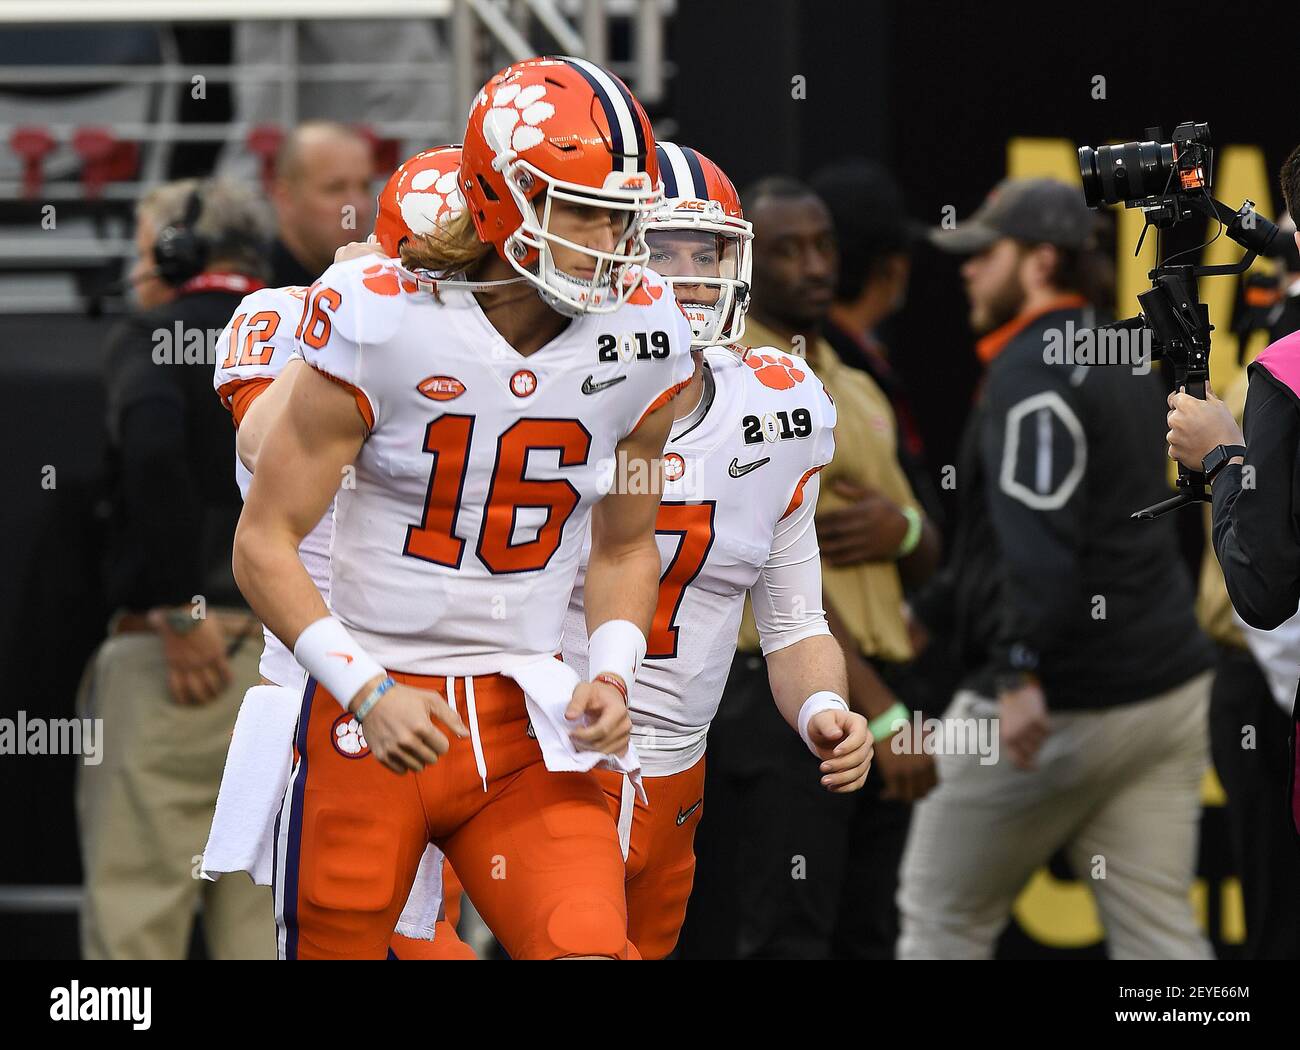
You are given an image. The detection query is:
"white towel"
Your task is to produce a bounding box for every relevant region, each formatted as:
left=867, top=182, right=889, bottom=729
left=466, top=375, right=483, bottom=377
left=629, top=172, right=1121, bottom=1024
left=504, top=656, right=647, bottom=803
left=394, top=845, right=446, bottom=941
left=202, top=683, right=301, bottom=885
left=201, top=680, right=446, bottom=943
left=1233, top=608, right=1300, bottom=714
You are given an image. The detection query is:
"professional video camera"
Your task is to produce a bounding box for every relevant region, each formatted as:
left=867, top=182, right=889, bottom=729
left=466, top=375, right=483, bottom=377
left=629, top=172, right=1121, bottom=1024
left=1078, top=122, right=1279, bottom=518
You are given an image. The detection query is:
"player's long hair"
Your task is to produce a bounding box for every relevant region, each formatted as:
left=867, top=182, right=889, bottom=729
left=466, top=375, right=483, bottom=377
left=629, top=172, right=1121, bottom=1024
left=400, top=208, right=493, bottom=277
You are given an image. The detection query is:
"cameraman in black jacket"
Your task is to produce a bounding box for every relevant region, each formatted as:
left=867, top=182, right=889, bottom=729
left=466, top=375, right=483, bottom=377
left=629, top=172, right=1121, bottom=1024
left=1168, top=144, right=1300, bottom=841
left=900, top=178, right=1214, bottom=959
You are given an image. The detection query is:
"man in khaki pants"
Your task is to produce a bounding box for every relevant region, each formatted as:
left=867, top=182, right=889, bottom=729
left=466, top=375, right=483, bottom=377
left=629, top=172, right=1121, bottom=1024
left=76, top=178, right=276, bottom=959
left=900, top=179, right=1214, bottom=959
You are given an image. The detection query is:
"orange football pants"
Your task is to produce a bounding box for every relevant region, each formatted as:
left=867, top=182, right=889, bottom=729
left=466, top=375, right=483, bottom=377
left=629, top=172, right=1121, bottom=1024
left=274, top=671, right=630, bottom=960
left=593, top=755, right=706, bottom=960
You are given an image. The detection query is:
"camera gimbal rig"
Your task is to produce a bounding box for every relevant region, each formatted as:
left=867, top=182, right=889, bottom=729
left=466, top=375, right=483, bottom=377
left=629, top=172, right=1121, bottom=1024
left=1080, top=123, right=1280, bottom=518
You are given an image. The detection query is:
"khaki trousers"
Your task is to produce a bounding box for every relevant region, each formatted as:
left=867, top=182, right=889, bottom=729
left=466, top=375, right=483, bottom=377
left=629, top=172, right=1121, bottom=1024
left=76, top=630, right=274, bottom=959
left=897, top=671, right=1213, bottom=960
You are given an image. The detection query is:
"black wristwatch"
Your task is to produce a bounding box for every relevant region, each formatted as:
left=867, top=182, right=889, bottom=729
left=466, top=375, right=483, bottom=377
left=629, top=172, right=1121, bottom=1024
left=1201, top=444, right=1247, bottom=482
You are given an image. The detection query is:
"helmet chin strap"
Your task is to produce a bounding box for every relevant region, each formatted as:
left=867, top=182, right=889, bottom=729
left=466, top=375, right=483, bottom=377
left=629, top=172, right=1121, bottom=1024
left=408, top=265, right=529, bottom=293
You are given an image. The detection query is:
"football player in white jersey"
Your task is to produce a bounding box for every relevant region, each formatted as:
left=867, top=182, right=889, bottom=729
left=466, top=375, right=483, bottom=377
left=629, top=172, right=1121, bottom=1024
left=203, top=146, right=476, bottom=959
left=561, top=143, right=873, bottom=959
left=232, top=57, right=694, bottom=960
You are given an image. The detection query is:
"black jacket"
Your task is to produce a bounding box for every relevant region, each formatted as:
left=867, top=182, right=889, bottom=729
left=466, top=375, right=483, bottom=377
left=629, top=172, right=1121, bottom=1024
left=912, top=304, right=1213, bottom=709
left=1212, top=361, right=1300, bottom=630
left=102, top=288, right=246, bottom=612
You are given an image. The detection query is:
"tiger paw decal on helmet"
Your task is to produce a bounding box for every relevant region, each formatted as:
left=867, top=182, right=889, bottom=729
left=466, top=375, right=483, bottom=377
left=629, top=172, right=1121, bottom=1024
left=400, top=168, right=464, bottom=235
left=374, top=144, right=465, bottom=258
left=481, top=82, right=556, bottom=159
left=745, top=352, right=806, bottom=390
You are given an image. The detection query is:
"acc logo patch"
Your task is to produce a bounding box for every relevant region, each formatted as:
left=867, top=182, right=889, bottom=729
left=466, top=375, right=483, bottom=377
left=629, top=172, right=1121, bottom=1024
left=331, top=712, right=369, bottom=759
left=418, top=375, right=466, bottom=401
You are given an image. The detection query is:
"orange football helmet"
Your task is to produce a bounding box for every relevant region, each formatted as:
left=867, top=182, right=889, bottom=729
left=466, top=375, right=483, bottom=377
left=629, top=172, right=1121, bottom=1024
left=460, top=56, right=662, bottom=316
left=647, top=142, right=752, bottom=348
left=374, top=144, right=465, bottom=258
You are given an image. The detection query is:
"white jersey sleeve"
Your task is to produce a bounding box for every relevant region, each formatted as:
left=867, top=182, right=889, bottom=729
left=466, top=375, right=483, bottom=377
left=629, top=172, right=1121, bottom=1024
left=750, top=350, right=835, bottom=654
left=294, top=257, right=413, bottom=431
left=212, top=284, right=310, bottom=424
left=750, top=472, right=832, bottom=655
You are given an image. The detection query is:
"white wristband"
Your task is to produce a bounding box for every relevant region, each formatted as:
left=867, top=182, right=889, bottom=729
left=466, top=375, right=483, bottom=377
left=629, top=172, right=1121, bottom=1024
left=587, top=618, right=647, bottom=689
left=798, top=691, right=850, bottom=754
left=293, top=616, right=386, bottom=712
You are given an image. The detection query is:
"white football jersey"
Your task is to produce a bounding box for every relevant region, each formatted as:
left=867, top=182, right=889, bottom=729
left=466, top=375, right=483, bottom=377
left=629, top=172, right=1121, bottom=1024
left=213, top=283, right=332, bottom=688
left=563, top=345, right=837, bottom=774
left=295, top=256, right=695, bottom=676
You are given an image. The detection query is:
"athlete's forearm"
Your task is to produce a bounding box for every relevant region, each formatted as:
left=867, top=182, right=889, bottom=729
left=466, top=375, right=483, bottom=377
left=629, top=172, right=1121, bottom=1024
left=233, top=510, right=331, bottom=649
left=583, top=534, right=662, bottom=639
left=824, top=600, right=897, bottom=719
left=234, top=365, right=365, bottom=650
left=583, top=398, right=677, bottom=648
left=765, top=632, right=849, bottom=734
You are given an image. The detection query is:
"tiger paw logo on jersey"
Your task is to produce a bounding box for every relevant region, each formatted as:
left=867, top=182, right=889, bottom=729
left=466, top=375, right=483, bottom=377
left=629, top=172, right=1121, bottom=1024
left=481, top=81, right=556, bottom=159
left=625, top=280, right=665, bottom=307
left=332, top=713, right=369, bottom=759
left=745, top=353, right=806, bottom=391
left=418, top=375, right=466, bottom=401
left=361, top=263, right=418, bottom=297
left=510, top=369, right=537, bottom=397
left=663, top=452, right=686, bottom=482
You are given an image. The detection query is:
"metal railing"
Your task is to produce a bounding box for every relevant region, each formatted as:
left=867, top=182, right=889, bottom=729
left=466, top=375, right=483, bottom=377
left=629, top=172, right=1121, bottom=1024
left=0, top=0, right=675, bottom=308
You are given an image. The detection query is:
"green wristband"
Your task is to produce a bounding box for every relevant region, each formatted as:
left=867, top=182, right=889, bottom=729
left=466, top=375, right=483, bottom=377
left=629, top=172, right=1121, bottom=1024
left=868, top=701, right=911, bottom=742
left=895, top=506, right=923, bottom=559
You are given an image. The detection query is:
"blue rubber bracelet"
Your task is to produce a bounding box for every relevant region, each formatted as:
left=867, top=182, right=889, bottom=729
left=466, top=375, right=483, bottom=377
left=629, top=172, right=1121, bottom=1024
left=355, top=676, right=396, bottom=722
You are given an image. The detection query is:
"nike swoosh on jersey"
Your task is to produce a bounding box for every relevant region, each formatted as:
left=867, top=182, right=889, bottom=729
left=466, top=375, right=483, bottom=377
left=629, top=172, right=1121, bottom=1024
left=582, top=374, right=628, bottom=395
left=676, top=798, right=703, bottom=825
left=728, top=456, right=771, bottom=478
left=326, top=651, right=355, bottom=664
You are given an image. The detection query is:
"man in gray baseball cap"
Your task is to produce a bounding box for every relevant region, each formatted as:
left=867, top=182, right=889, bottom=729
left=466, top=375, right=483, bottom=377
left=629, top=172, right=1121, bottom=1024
left=897, top=173, right=1215, bottom=961
left=926, top=177, right=1098, bottom=341
left=928, top=177, right=1095, bottom=256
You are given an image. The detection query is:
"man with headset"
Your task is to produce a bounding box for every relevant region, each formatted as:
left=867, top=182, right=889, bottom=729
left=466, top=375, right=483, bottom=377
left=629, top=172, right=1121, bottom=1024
left=77, top=178, right=276, bottom=959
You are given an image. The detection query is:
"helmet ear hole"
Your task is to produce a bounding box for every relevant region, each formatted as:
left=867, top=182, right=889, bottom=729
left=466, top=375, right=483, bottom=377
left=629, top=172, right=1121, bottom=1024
left=475, top=174, right=499, bottom=202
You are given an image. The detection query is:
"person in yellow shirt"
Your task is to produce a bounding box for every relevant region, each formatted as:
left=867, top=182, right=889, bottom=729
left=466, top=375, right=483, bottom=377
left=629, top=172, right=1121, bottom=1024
left=679, top=176, right=941, bottom=960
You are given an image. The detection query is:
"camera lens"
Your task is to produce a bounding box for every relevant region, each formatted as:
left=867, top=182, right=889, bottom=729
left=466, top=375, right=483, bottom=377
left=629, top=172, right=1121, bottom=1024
left=1077, top=139, right=1175, bottom=207
left=1078, top=147, right=1103, bottom=207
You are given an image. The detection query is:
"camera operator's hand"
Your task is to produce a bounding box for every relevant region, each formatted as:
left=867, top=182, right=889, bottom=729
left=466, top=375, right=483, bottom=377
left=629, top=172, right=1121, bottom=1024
left=1166, top=385, right=1244, bottom=470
